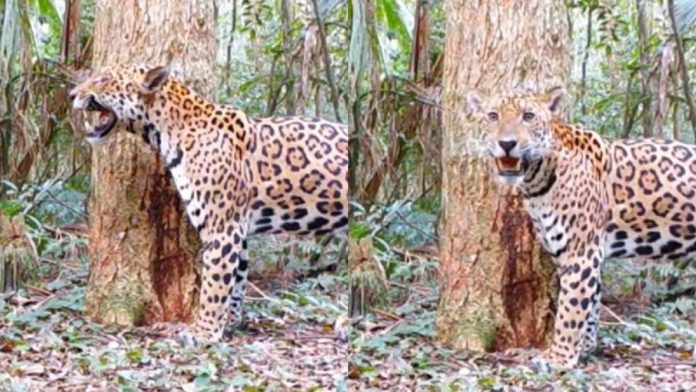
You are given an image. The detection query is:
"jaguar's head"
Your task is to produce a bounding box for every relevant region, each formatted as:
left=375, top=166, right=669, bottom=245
left=69, top=64, right=171, bottom=144
left=467, top=87, right=564, bottom=186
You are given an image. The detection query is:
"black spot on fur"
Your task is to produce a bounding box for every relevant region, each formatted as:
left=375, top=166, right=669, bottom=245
left=307, top=217, right=329, bottom=231
left=660, top=240, right=682, bottom=254
left=281, top=222, right=301, bottom=231
left=635, top=245, right=653, bottom=256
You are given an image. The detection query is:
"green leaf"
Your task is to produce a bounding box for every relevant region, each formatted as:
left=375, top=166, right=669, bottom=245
left=348, top=221, right=371, bottom=239
left=376, top=0, right=412, bottom=45
left=353, top=364, right=379, bottom=378
left=126, top=349, right=144, bottom=364
left=0, top=200, right=23, bottom=217
left=477, top=376, right=496, bottom=389
left=373, top=0, right=413, bottom=74
left=33, top=0, right=61, bottom=28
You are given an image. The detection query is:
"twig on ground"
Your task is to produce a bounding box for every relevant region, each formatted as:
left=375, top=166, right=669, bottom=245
left=379, top=319, right=404, bottom=336
left=41, top=257, right=79, bottom=270
left=25, top=284, right=53, bottom=296
left=602, top=304, right=632, bottom=326
left=373, top=308, right=402, bottom=321
left=248, top=281, right=274, bottom=301
left=645, top=360, right=696, bottom=368
left=27, top=293, right=56, bottom=311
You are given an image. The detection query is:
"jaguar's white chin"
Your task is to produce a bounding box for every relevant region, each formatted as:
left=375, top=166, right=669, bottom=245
left=497, top=174, right=525, bottom=186
left=492, top=155, right=526, bottom=186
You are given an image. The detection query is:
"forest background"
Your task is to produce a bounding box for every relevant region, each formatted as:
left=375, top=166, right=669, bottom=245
left=2, top=0, right=696, bottom=390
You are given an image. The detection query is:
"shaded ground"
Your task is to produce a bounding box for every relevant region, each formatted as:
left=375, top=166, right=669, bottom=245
left=0, top=264, right=348, bottom=391
left=349, top=265, right=696, bottom=391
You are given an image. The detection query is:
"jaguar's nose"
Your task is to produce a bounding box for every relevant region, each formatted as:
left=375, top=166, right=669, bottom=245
left=498, top=140, right=517, bottom=155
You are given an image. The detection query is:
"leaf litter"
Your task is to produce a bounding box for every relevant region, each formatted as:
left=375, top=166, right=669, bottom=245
left=349, top=259, right=696, bottom=392
left=0, top=265, right=349, bottom=391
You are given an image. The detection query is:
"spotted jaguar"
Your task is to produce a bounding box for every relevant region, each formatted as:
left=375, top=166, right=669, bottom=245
left=70, top=64, right=348, bottom=342
left=468, top=87, right=696, bottom=368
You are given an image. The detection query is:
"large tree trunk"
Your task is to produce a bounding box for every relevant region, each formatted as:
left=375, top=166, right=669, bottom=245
left=86, top=0, right=216, bottom=326
left=436, top=0, right=570, bottom=352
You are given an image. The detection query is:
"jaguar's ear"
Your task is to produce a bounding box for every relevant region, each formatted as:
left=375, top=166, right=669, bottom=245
left=466, top=90, right=486, bottom=114
left=544, top=86, right=565, bottom=113
left=141, top=65, right=170, bottom=94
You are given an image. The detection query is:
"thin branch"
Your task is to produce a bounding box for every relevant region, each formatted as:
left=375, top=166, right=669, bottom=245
left=621, top=72, right=639, bottom=137
left=224, top=0, right=237, bottom=97
left=311, top=0, right=342, bottom=122
left=580, top=5, right=593, bottom=116
left=637, top=0, right=654, bottom=136
left=280, top=0, right=296, bottom=115
left=668, top=0, right=696, bottom=138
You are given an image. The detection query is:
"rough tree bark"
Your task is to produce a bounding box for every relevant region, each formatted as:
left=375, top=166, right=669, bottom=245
left=436, top=0, right=570, bottom=352
left=86, top=0, right=216, bottom=326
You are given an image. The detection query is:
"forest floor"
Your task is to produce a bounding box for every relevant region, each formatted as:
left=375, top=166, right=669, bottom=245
left=0, top=243, right=349, bottom=392
left=3, top=233, right=696, bottom=392
left=349, top=258, right=696, bottom=392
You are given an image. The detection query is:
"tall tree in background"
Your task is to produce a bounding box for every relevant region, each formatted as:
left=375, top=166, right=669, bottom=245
left=436, top=0, right=570, bottom=352
left=86, top=0, right=216, bottom=326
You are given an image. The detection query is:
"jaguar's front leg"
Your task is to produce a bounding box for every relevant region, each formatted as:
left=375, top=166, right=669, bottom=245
left=186, top=231, right=244, bottom=343
left=582, top=276, right=602, bottom=356
left=540, top=252, right=602, bottom=369
left=223, top=239, right=249, bottom=338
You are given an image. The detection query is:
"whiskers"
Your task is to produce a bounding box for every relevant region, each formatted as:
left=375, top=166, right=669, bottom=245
left=524, top=146, right=554, bottom=160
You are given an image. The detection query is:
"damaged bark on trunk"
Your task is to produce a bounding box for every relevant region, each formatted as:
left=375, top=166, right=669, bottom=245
left=86, top=0, right=216, bottom=327
left=436, top=0, right=570, bottom=352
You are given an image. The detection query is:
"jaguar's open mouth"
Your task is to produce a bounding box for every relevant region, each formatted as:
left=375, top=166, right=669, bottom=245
left=83, top=98, right=117, bottom=143
left=495, top=156, right=523, bottom=177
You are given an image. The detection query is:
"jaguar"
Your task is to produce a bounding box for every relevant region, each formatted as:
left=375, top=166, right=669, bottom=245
left=468, top=86, right=696, bottom=369
left=70, top=64, right=348, bottom=343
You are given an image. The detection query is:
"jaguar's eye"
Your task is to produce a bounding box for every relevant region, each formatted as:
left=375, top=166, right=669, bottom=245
left=523, top=112, right=535, bottom=121
left=487, top=112, right=499, bottom=122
